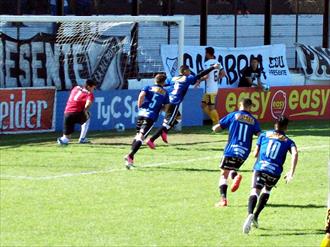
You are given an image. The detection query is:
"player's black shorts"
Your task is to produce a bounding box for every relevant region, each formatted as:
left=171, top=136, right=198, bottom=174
left=136, top=116, right=154, bottom=138
left=63, top=111, right=89, bottom=135
left=252, top=171, right=280, bottom=191
left=220, top=156, right=245, bottom=171
left=326, top=208, right=330, bottom=233
left=163, top=103, right=182, bottom=128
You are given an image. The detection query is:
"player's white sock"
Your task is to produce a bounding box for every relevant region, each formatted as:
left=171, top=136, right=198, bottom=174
left=79, top=118, right=90, bottom=140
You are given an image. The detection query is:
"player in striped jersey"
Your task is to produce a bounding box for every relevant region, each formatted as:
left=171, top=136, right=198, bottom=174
left=242, top=116, right=298, bottom=234
left=124, top=74, right=169, bottom=169
left=146, top=63, right=220, bottom=149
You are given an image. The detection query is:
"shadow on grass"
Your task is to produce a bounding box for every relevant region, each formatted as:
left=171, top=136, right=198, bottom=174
left=267, top=203, right=325, bottom=209
left=139, top=166, right=220, bottom=173
left=258, top=229, right=324, bottom=236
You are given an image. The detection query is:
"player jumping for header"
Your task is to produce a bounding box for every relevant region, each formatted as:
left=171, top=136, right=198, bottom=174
left=124, top=74, right=169, bottom=169
left=146, top=63, right=220, bottom=149
left=213, top=98, right=261, bottom=207
left=57, top=79, right=97, bottom=145
left=242, top=116, right=298, bottom=234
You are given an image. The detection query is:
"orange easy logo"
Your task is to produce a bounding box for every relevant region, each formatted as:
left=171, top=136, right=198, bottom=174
left=271, top=90, right=287, bottom=119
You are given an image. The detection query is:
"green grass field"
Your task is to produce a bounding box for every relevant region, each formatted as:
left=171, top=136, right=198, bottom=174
left=0, top=120, right=329, bottom=247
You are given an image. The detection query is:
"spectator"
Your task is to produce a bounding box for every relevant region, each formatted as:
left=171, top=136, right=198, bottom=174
left=238, top=58, right=262, bottom=88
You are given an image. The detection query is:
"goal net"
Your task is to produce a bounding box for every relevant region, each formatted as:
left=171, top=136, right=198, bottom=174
left=0, top=15, right=184, bottom=90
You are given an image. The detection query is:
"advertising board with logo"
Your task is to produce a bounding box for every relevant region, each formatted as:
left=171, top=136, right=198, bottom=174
left=0, top=87, right=56, bottom=134
left=55, top=89, right=204, bottom=131
left=216, top=85, right=330, bottom=122
left=161, top=44, right=291, bottom=88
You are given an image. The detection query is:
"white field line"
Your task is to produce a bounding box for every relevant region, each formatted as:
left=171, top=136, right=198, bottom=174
left=0, top=155, right=219, bottom=181
left=0, top=144, right=328, bottom=181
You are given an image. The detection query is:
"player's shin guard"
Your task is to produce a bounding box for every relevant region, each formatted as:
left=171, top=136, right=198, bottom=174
left=254, top=192, right=270, bottom=220
left=129, top=140, right=142, bottom=158
left=79, top=118, right=90, bottom=140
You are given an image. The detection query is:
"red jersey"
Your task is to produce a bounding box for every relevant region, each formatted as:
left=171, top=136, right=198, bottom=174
left=64, top=86, right=95, bottom=113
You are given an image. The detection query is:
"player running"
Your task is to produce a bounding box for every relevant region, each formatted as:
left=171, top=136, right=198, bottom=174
left=124, top=74, right=169, bottom=169
left=242, top=116, right=298, bottom=234
left=146, top=63, right=220, bottom=149
left=195, top=47, right=226, bottom=125
left=213, top=98, right=261, bottom=207
left=57, top=79, right=97, bottom=145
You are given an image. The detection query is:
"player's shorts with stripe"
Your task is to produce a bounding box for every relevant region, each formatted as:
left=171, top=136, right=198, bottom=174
left=220, top=156, right=245, bottom=171
left=326, top=208, right=330, bottom=233
left=202, top=93, right=217, bottom=105
left=252, top=171, right=280, bottom=191
left=163, top=103, right=182, bottom=128
left=63, top=111, right=89, bottom=135
left=136, top=116, right=154, bottom=138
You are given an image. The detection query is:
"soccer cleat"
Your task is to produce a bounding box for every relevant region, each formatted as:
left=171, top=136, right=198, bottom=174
left=161, top=130, right=168, bottom=143
left=124, top=155, right=134, bottom=170
left=146, top=139, right=156, bottom=149
left=243, top=214, right=254, bottom=234
left=231, top=174, right=242, bottom=192
left=215, top=198, right=228, bottom=207
left=252, top=217, right=259, bottom=228
left=57, top=137, right=68, bottom=145
left=78, top=137, right=91, bottom=144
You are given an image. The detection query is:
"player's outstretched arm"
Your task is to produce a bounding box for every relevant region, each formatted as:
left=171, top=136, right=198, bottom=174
left=284, top=146, right=298, bottom=183
left=196, top=64, right=219, bottom=80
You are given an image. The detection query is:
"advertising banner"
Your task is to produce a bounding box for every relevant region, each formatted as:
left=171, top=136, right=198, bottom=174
left=161, top=44, right=291, bottom=88
left=0, top=32, right=127, bottom=90
left=296, top=43, right=330, bottom=81
left=216, top=85, right=330, bottom=122
left=0, top=87, right=56, bottom=134
left=55, top=88, right=204, bottom=131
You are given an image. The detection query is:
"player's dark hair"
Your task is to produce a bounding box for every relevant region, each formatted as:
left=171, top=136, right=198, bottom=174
left=155, top=73, right=167, bottom=85
left=275, top=115, right=289, bottom=131
left=205, top=47, right=215, bottom=56
left=85, top=79, right=97, bottom=87
left=240, top=98, right=253, bottom=108
left=251, top=57, right=259, bottom=63
left=179, top=65, right=190, bottom=74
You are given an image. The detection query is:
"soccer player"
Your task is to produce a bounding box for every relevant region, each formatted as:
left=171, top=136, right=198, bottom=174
left=124, top=74, right=169, bottom=169
left=57, top=79, right=97, bottom=145
left=146, top=63, right=220, bottom=149
left=195, top=47, right=226, bottom=125
left=212, top=98, right=261, bottom=207
left=242, top=116, right=298, bottom=234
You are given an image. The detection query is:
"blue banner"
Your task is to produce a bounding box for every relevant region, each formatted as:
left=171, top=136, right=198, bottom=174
left=55, top=89, right=203, bottom=131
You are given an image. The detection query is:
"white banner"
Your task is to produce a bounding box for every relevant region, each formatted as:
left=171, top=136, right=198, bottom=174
left=161, top=44, right=292, bottom=88
left=296, top=43, right=330, bottom=81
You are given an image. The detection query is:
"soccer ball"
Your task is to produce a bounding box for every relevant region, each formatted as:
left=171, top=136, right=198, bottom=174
left=114, top=123, right=125, bottom=132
